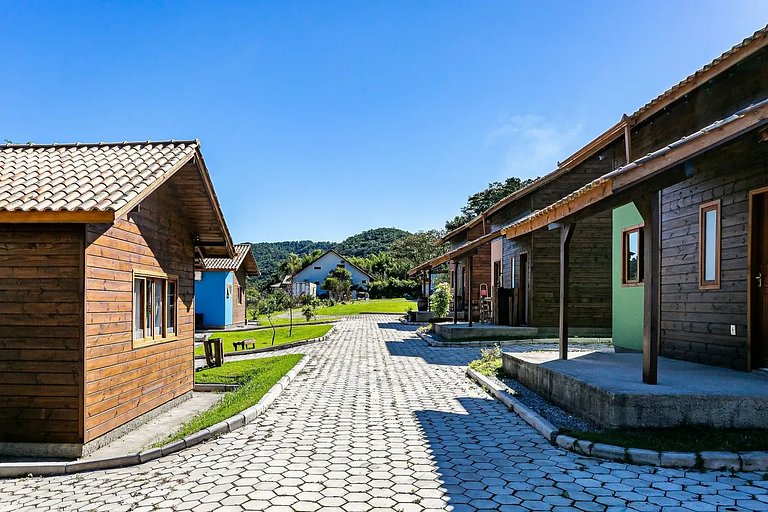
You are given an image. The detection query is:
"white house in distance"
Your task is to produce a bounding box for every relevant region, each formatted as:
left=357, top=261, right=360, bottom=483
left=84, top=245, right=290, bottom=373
left=291, top=250, right=372, bottom=298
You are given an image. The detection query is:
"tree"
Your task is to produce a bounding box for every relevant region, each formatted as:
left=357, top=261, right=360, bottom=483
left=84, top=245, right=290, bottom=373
left=323, top=267, right=352, bottom=302
left=445, top=176, right=536, bottom=230
left=430, top=282, right=452, bottom=318
left=388, top=230, right=445, bottom=269
left=257, top=289, right=290, bottom=345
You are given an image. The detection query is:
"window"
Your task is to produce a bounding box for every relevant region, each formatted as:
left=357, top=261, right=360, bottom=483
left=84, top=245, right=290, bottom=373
left=133, top=272, right=178, bottom=347
left=699, top=200, right=721, bottom=289
left=225, top=283, right=233, bottom=299
left=622, top=225, right=643, bottom=285
left=238, top=285, right=244, bottom=305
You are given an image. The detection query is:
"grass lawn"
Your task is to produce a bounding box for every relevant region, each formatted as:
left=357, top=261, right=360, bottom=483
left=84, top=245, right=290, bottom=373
left=564, top=426, right=768, bottom=453
left=314, top=298, right=416, bottom=315
left=166, top=354, right=303, bottom=442
left=195, top=324, right=332, bottom=356
left=254, top=314, right=341, bottom=327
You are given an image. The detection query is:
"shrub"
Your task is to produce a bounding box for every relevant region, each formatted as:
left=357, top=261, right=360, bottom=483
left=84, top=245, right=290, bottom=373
left=430, top=282, right=452, bottom=318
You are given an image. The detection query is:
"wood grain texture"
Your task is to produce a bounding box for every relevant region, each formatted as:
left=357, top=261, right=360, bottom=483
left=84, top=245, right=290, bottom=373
left=83, top=178, right=195, bottom=443
left=0, top=224, right=84, bottom=444
left=658, top=134, right=768, bottom=370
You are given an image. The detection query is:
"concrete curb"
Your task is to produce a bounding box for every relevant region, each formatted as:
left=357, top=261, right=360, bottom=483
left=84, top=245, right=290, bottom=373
left=193, top=383, right=239, bottom=392
left=466, top=367, right=559, bottom=443
left=193, top=325, right=336, bottom=361
left=196, top=319, right=339, bottom=335
left=0, top=356, right=310, bottom=479
left=466, top=369, right=768, bottom=471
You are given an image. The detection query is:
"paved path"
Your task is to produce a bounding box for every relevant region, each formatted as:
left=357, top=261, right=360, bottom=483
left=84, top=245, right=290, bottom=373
left=2, top=315, right=768, bottom=511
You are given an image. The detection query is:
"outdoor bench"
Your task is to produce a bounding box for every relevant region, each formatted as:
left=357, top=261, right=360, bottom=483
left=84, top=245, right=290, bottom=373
left=232, top=338, right=256, bottom=351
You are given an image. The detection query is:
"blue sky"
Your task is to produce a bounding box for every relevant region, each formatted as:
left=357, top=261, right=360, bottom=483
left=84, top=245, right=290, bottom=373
left=3, top=2, right=767, bottom=242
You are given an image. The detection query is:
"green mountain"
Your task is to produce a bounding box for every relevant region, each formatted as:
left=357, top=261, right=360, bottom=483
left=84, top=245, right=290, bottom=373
left=248, top=228, right=412, bottom=288
left=249, top=240, right=334, bottom=283
left=333, top=227, right=411, bottom=258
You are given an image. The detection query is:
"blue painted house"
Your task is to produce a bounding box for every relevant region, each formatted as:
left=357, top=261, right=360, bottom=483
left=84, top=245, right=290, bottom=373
left=196, top=243, right=259, bottom=329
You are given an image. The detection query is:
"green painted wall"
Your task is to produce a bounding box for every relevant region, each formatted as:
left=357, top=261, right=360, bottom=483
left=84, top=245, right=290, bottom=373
left=612, top=203, right=644, bottom=351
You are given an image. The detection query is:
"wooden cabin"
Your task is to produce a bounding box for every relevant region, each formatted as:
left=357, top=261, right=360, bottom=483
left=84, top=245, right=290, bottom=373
left=196, top=244, right=259, bottom=329
left=412, top=130, right=621, bottom=335
left=496, top=27, right=768, bottom=380
left=0, top=140, right=235, bottom=457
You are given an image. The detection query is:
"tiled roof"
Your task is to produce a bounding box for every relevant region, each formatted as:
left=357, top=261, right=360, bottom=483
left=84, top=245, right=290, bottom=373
left=0, top=140, right=198, bottom=213
left=201, top=243, right=259, bottom=274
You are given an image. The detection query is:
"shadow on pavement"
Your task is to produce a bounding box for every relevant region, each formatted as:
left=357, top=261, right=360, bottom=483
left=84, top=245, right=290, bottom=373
left=384, top=337, right=480, bottom=367
left=415, top=396, right=587, bottom=511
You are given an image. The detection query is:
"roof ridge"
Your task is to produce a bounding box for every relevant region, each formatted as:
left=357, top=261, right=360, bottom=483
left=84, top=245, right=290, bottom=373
left=0, top=139, right=199, bottom=149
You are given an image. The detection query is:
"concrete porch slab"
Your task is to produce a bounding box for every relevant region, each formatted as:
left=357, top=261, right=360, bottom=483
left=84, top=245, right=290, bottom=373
left=502, top=351, right=768, bottom=429
left=434, top=322, right=538, bottom=341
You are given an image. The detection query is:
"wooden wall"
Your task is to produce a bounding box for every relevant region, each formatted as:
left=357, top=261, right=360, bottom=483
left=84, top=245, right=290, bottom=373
left=660, top=134, right=768, bottom=370
left=492, top=142, right=622, bottom=329
left=530, top=211, right=613, bottom=328
left=84, top=180, right=195, bottom=442
left=233, top=267, right=247, bottom=326
left=0, top=224, right=84, bottom=444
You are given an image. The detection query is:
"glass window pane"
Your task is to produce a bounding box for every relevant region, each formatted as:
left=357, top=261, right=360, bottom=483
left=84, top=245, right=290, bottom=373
left=626, top=231, right=639, bottom=282
left=145, top=280, right=153, bottom=338
left=704, top=209, right=717, bottom=281
left=133, top=278, right=144, bottom=339
left=153, top=279, right=164, bottom=337
left=167, top=282, right=176, bottom=335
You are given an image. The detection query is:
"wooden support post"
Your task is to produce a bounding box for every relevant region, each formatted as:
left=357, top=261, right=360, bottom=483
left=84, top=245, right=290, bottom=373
left=468, top=254, right=474, bottom=327
left=559, top=223, right=576, bottom=360
left=636, top=192, right=661, bottom=384
left=452, top=262, right=458, bottom=325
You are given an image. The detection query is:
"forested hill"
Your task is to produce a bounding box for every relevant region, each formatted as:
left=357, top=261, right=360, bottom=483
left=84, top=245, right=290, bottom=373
left=332, top=227, right=410, bottom=257
left=248, top=228, right=412, bottom=285
left=250, top=240, right=334, bottom=282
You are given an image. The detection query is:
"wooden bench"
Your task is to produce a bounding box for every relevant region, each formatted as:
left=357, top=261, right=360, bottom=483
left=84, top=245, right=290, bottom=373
left=232, top=338, right=256, bottom=351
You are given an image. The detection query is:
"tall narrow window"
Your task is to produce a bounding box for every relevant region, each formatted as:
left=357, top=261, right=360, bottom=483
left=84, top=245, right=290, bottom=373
left=153, top=280, right=164, bottom=337
left=622, top=225, right=643, bottom=285
left=133, top=278, right=145, bottom=339
left=699, top=200, right=721, bottom=289
left=167, top=281, right=177, bottom=336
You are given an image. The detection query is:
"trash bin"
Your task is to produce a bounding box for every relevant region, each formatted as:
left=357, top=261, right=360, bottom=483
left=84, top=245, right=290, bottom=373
left=203, top=337, right=224, bottom=367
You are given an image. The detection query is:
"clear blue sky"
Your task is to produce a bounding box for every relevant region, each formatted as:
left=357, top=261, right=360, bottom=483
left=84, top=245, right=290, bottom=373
left=3, top=2, right=766, bottom=242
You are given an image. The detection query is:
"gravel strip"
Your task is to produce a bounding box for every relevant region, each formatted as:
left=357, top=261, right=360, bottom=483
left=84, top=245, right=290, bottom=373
left=502, top=374, right=599, bottom=433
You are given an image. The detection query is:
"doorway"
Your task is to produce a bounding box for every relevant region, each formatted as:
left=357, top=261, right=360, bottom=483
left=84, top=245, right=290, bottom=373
left=750, top=189, right=768, bottom=368
left=519, top=252, right=529, bottom=325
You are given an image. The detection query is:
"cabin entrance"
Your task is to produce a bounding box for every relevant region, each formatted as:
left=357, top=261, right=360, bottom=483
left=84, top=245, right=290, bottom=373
left=751, top=189, right=768, bottom=369
left=519, top=252, right=529, bottom=325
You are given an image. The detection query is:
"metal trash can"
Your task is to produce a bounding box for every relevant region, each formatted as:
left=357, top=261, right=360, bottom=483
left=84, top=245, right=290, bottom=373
left=203, top=337, right=224, bottom=367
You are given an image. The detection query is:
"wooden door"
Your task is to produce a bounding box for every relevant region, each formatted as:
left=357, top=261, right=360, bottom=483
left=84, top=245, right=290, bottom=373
left=752, top=191, right=768, bottom=368
left=519, top=253, right=529, bottom=325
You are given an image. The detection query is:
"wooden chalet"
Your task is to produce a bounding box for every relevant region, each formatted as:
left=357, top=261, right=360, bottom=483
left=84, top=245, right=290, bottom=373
left=416, top=26, right=768, bottom=383
left=411, top=121, right=625, bottom=334
left=0, top=140, right=235, bottom=457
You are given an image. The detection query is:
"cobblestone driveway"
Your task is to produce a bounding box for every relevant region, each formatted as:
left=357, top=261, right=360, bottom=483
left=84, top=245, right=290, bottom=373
left=3, top=315, right=768, bottom=511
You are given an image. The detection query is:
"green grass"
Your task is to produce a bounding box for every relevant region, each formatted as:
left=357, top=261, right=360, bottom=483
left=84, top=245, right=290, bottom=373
left=563, top=426, right=768, bottom=453
left=196, top=324, right=332, bottom=356
left=165, top=354, right=303, bottom=442
left=254, top=314, right=341, bottom=327
left=468, top=356, right=503, bottom=378
left=314, top=298, right=416, bottom=315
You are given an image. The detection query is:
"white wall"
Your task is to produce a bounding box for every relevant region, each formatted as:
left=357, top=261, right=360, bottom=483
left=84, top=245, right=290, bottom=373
left=292, top=252, right=370, bottom=294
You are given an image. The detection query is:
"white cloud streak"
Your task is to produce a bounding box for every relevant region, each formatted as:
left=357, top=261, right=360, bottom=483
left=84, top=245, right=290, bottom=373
left=487, top=114, right=584, bottom=179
